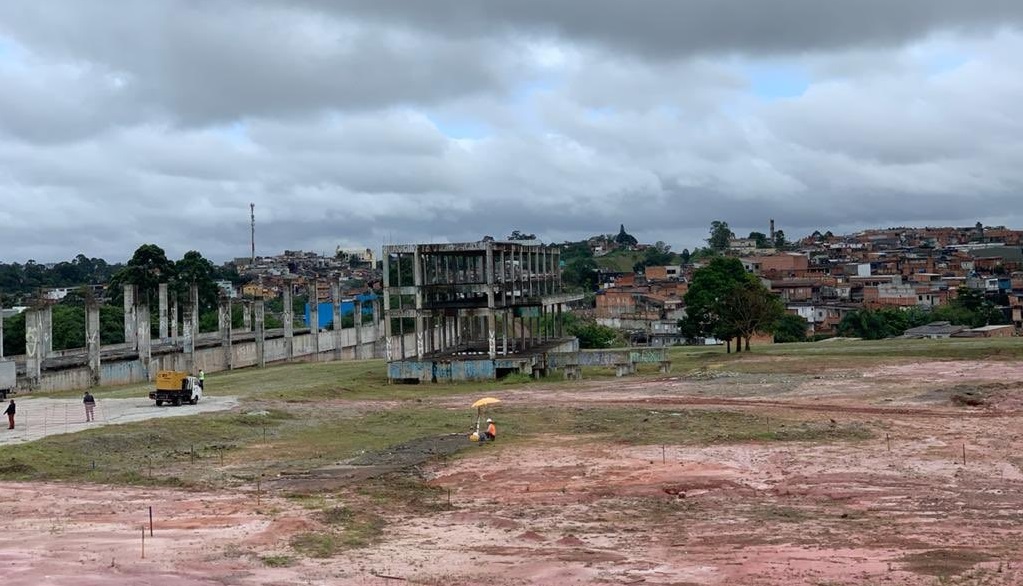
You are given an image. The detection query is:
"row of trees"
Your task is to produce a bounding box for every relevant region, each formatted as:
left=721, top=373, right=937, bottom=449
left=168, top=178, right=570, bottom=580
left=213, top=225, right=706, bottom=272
left=0, top=255, right=124, bottom=304
left=707, top=220, right=787, bottom=252
left=836, top=288, right=1008, bottom=339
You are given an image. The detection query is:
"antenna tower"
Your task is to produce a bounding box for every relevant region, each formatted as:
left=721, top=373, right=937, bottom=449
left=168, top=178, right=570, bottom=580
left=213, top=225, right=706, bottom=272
left=250, top=203, right=256, bottom=264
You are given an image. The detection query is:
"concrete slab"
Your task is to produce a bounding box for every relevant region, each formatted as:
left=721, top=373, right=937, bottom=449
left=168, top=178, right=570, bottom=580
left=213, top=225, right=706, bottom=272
left=0, top=395, right=238, bottom=446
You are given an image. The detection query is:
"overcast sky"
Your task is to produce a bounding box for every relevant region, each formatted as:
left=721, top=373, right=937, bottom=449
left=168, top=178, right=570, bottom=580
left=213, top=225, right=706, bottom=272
left=1, top=1, right=1022, bottom=264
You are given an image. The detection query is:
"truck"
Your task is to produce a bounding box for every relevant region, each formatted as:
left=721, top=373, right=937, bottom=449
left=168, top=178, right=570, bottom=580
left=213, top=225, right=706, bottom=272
left=149, top=370, right=202, bottom=406
left=0, top=360, right=15, bottom=400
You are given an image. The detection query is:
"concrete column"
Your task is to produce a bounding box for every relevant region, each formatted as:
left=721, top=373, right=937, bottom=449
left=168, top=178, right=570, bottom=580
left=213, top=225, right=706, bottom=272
left=137, top=303, right=152, bottom=380
left=283, top=283, right=294, bottom=360
left=382, top=252, right=392, bottom=362
left=158, top=283, right=169, bottom=340
left=242, top=301, right=252, bottom=331
left=183, top=304, right=195, bottom=374
left=485, top=243, right=496, bottom=359
left=171, top=300, right=179, bottom=342
left=40, top=305, right=53, bottom=359
left=189, top=284, right=199, bottom=343
left=86, top=302, right=101, bottom=386
left=354, top=299, right=363, bottom=359
left=0, top=297, right=4, bottom=358
left=413, top=249, right=424, bottom=359
left=254, top=298, right=265, bottom=368
left=219, top=297, right=233, bottom=370
left=123, top=284, right=137, bottom=350
left=24, top=309, right=42, bottom=384
left=332, top=281, right=343, bottom=360
left=310, top=281, right=320, bottom=361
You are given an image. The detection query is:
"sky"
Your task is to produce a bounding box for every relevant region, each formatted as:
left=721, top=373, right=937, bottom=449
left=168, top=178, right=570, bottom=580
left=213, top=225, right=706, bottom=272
left=1, top=1, right=1022, bottom=264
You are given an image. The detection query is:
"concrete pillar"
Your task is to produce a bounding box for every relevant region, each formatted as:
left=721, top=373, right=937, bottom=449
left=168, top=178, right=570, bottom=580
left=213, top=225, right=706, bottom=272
left=86, top=302, right=101, bottom=386
left=123, top=284, right=137, bottom=350
left=171, top=300, right=179, bottom=342
left=40, top=305, right=53, bottom=359
left=137, top=303, right=152, bottom=381
left=242, top=301, right=252, bottom=331
left=183, top=304, right=195, bottom=374
left=485, top=243, right=496, bottom=359
left=332, top=281, right=343, bottom=360
left=309, top=281, right=320, bottom=360
left=189, top=284, right=200, bottom=342
left=413, top=249, right=424, bottom=359
left=158, top=283, right=169, bottom=340
left=24, top=309, right=42, bottom=384
left=354, top=299, right=363, bottom=359
left=0, top=297, right=4, bottom=358
left=254, top=298, right=265, bottom=368
left=283, top=283, right=294, bottom=360
left=219, top=297, right=233, bottom=370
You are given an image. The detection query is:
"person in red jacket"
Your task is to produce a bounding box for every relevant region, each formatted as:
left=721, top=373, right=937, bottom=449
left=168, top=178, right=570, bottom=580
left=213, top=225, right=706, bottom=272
left=4, top=399, right=14, bottom=430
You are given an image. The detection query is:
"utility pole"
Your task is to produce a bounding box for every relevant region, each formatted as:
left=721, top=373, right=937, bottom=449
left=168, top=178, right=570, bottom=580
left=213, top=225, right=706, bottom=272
left=250, top=203, right=256, bottom=264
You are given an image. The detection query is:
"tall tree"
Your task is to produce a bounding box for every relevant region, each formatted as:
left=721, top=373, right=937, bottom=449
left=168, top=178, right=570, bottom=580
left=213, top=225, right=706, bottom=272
left=175, top=250, right=220, bottom=312
left=707, top=220, right=734, bottom=251
left=507, top=230, right=537, bottom=241
left=721, top=280, right=785, bottom=351
left=682, top=256, right=751, bottom=352
left=773, top=230, right=788, bottom=249
left=748, top=231, right=769, bottom=248
left=109, top=244, right=176, bottom=304
left=680, top=248, right=691, bottom=265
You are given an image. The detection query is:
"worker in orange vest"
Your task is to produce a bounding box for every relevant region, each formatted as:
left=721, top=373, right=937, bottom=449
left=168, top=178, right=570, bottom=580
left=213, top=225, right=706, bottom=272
left=484, top=418, right=497, bottom=441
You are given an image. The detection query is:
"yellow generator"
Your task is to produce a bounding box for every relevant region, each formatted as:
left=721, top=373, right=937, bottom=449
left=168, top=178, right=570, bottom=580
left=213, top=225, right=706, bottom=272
left=150, top=370, right=203, bottom=406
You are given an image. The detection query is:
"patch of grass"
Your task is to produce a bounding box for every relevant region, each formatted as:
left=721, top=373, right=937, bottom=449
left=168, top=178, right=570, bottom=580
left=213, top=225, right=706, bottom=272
left=357, top=472, right=453, bottom=514
left=290, top=531, right=339, bottom=558
left=900, top=549, right=993, bottom=577
left=260, top=554, right=296, bottom=568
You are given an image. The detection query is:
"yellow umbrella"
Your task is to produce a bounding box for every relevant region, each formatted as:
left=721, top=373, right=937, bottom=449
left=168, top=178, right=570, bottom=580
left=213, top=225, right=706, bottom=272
left=471, top=397, right=502, bottom=436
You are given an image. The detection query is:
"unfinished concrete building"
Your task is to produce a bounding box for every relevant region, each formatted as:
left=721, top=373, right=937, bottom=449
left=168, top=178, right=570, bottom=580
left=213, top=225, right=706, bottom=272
left=383, top=241, right=584, bottom=382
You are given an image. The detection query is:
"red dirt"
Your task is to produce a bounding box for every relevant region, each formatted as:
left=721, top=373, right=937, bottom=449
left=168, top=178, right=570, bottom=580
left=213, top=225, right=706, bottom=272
left=6, top=358, right=1023, bottom=584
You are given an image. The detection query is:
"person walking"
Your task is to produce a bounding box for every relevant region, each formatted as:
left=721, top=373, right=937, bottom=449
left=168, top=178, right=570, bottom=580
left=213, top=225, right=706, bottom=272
left=4, top=399, right=14, bottom=430
left=83, top=391, right=96, bottom=422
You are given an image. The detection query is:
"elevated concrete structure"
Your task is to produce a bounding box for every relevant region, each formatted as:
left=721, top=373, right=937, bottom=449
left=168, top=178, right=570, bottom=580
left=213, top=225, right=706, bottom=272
left=383, top=240, right=583, bottom=383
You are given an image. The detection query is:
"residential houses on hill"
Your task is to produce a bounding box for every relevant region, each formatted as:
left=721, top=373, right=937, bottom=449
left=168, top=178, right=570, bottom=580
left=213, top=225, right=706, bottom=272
left=595, top=224, right=1023, bottom=343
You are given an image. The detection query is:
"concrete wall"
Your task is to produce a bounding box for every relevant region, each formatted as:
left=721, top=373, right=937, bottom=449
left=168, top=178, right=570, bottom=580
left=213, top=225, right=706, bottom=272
left=30, top=322, right=391, bottom=393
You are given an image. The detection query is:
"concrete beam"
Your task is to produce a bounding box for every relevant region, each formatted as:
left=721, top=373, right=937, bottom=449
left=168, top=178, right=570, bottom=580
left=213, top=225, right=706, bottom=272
left=332, top=281, right=343, bottom=360
left=137, top=303, right=152, bottom=381
left=123, top=284, right=137, bottom=350
left=158, top=283, right=169, bottom=340
left=86, top=302, right=101, bottom=386
left=254, top=298, right=265, bottom=368
left=283, top=282, right=294, bottom=360
left=219, top=297, right=233, bottom=370
left=24, top=309, right=42, bottom=384
left=310, top=281, right=320, bottom=360
left=39, top=305, right=53, bottom=359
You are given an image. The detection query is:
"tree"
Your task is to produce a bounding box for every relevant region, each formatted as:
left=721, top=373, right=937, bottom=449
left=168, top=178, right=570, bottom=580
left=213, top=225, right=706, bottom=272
left=615, top=224, right=638, bottom=247
left=748, top=231, right=769, bottom=248
left=836, top=307, right=931, bottom=340
left=682, top=257, right=753, bottom=352
left=110, top=244, right=176, bottom=304
left=507, top=230, right=537, bottom=241
left=931, top=287, right=1006, bottom=327
left=773, top=230, right=788, bottom=249
left=773, top=314, right=809, bottom=343
left=175, top=250, right=220, bottom=312
left=633, top=241, right=675, bottom=273
left=680, top=248, right=691, bottom=265
left=562, top=257, right=598, bottom=291
left=707, top=220, right=734, bottom=251
left=721, top=280, right=785, bottom=351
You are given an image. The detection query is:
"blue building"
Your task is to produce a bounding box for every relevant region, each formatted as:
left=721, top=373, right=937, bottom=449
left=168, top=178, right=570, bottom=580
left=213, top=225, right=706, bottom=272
left=304, top=292, right=377, bottom=328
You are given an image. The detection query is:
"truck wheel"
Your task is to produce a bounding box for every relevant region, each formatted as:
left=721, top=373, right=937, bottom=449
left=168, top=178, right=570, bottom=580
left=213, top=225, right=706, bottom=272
left=156, top=400, right=163, bottom=407
left=189, top=395, right=198, bottom=405
left=173, top=397, right=182, bottom=407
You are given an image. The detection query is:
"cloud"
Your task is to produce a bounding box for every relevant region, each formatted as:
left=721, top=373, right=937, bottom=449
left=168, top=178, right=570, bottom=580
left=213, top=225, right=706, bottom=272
left=0, top=2, right=1022, bottom=264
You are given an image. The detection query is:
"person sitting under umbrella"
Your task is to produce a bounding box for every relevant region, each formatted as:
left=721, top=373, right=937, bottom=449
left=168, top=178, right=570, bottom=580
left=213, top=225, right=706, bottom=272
left=483, top=418, right=497, bottom=441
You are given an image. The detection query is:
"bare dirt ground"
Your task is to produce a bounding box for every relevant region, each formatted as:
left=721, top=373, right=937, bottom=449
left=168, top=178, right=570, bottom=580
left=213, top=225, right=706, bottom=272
left=5, top=358, right=1023, bottom=585
left=0, top=396, right=238, bottom=445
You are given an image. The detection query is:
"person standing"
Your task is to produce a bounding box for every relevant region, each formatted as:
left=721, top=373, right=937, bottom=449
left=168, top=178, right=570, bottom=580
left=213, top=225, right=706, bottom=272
left=83, top=391, right=96, bottom=422
left=198, top=369, right=205, bottom=391
left=4, top=399, right=14, bottom=430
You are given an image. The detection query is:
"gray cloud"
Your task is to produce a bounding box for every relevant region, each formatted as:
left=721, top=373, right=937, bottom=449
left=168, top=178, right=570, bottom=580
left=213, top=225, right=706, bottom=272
left=1, top=2, right=1022, bottom=264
